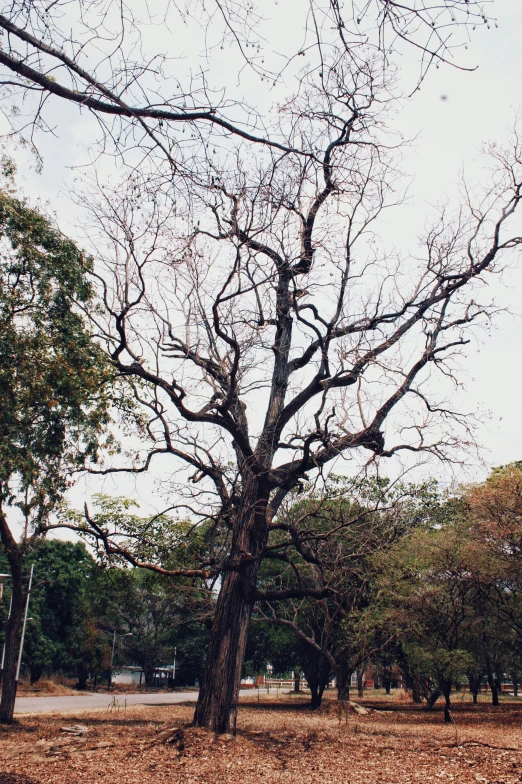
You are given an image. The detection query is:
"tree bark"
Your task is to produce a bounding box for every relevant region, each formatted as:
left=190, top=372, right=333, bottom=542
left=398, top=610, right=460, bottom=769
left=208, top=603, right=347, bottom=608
left=303, top=653, right=330, bottom=709
left=293, top=669, right=301, bottom=693
left=144, top=662, right=155, bottom=687
left=193, top=568, right=255, bottom=733
left=193, top=479, right=269, bottom=734
left=76, top=671, right=88, bottom=690
left=467, top=670, right=483, bottom=705
left=309, top=682, right=322, bottom=708
left=426, top=689, right=441, bottom=710
left=0, top=505, right=24, bottom=724
left=443, top=684, right=452, bottom=724
left=30, top=664, right=44, bottom=684
left=357, top=666, right=365, bottom=699
left=336, top=661, right=351, bottom=702
left=486, top=670, right=499, bottom=706
left=412, top=686, right=422, bottom=704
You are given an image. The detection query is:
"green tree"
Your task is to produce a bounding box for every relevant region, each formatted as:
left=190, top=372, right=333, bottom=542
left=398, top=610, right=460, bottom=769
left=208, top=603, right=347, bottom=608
left=256, top=477, right=435, bottom=705
left=16, top=540, right=109, bottom=688
left=0, top=180, right=114, bottom=721
left=63, top=495, right=214, bottom=687
left=103, top=567, right=209, bottom=687
left=379, top=519, right=477, bottom=722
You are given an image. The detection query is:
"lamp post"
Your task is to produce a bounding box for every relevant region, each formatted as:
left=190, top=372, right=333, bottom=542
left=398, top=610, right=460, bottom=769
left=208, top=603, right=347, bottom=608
left=171, top=646, right=177, bottom=690
left=16, top=564, right=34, bottom=682
left=266, top=663, right=273, bottom=694
left=109, top=631, right=132, bottom=690
left=0, top=574, right=10, bottom=603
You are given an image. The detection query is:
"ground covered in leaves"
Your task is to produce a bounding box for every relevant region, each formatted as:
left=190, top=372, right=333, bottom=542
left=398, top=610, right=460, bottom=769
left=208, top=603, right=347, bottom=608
left=3, top=694, right=522, bottom=784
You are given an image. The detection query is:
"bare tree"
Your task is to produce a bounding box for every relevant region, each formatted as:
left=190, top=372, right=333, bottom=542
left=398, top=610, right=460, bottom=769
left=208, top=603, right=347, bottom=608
left=0, top=0, right=494, bottom=165
left=3, top=0, right=514, bottom=736
left=55, top=40, right=522, bottom=731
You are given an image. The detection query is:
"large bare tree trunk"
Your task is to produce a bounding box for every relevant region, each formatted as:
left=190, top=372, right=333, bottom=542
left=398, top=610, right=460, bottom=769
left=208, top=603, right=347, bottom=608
left=193, top=480, right=269, bottom=734
left=193, top=568, right=255, bottom=733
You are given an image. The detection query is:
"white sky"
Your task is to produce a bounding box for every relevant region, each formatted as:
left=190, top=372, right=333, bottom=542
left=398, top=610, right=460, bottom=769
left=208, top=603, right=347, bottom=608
left=5, top=0, right=522, bottom=521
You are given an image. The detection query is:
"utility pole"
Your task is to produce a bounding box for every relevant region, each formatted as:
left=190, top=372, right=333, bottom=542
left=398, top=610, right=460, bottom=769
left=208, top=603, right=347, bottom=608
left=109, top=631, right=132, bottom=690
left=15, top=564, right=34, bottom=682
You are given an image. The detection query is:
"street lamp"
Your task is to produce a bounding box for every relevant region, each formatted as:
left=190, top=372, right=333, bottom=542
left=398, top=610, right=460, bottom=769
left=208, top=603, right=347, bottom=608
left=266, top=663, right=273, bottom=694
left=0, top=566, right=35, bottom=684
left=109, top=631, right=133, bottom=690
left=16, top=564, right=34, bottom=682
left=0, top=574, right=10, bottom=603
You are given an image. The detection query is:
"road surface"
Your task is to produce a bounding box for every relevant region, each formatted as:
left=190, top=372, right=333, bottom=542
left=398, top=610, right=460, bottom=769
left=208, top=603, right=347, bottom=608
left=14, top=688, right=269, bottom=715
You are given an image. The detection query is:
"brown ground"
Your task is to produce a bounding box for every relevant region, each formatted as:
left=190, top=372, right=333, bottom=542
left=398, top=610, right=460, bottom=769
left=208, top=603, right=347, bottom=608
left=2, top=693, right=522, bottom=784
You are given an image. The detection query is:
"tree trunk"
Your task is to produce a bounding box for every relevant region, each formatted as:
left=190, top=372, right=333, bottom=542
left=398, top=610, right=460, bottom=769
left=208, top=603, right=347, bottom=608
left=303, top=653, right=330, bottom=709
left=193, top=480, right=269, bottom=734
left=426, top=689, right=441, bottom=710
left=384, top=677, right=391, bottom=695
left=443, top=684, right=452, bottom=724
left=487, top=671, right=499, bottom=706
left=76, top=670, right=88, bottom=690
left=336, top=661, right=351, bottom=702
left=357, top=666, right=365, bottom=699
left=144, top=663, right=155, bottom=687
left=193, top=568, right=255, bottom=733
left=512, top=673, right=519, bottom=697
left=310, top=682, right=322, bottom=708
left=0, top=555, right=23, bottom=723
left=412, top=686, right=422, bottom=704
left=30, top=663, right=44, bottom=684
left=293, top=669, right=301, bottom=693
left=467, top=670, right=483, bottom=705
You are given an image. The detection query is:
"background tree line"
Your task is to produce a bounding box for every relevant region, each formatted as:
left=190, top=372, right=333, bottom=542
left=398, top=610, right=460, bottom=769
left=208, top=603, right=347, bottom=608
left=0, top=535, right=210, bottom=691
left=4, top=462, right=522, bottom=730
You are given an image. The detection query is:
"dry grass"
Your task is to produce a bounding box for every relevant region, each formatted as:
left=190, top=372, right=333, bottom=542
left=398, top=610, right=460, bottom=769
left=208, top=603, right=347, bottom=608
left=16, top=679, right=86, bottom=698
left=2, top=696, right=522, bottom=784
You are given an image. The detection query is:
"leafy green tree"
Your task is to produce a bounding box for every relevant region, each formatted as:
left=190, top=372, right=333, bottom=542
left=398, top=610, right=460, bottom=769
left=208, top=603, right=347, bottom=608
left=17, top=540, right=109, bottom=688
left=0, top=179, right=114, bottom=721
left=102, top=567, right=209, bottom=686
left=256, top=477, right=436, bottom=705
left=62, top=495, right=214, bottom=687
left=379, top=519, right=478, bottom=721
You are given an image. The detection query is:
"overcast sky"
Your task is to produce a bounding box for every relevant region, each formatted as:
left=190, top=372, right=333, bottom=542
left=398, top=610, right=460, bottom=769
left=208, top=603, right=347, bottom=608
left=4, top=0, right=522, bottom=518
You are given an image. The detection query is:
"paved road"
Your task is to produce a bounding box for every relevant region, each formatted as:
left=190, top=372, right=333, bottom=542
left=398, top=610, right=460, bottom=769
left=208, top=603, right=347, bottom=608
left=14, top=689, right=265, bottom=715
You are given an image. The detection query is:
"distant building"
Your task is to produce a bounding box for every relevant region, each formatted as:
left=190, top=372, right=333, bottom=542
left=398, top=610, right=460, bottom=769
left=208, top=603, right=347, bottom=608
left=112, top=666, right=145, bottom=686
